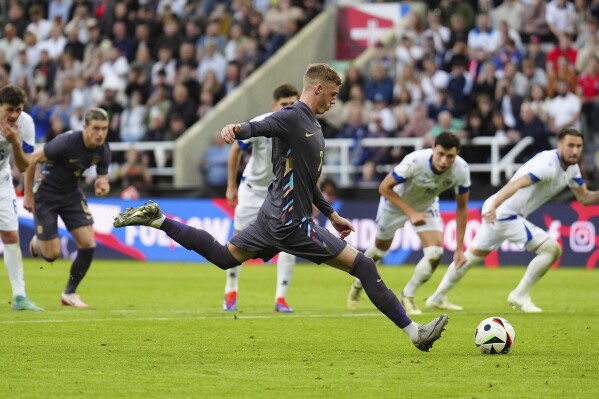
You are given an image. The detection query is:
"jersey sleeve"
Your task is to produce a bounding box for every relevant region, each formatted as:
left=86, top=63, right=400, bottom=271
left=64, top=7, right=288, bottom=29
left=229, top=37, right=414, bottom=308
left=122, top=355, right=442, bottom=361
left=96, top=145, right=112, bottom=175
left=526, top=154, right=557, bottom=183
left=568, top=165, right=584, bottom=189
left=454, top=159, right=471, bottom=195
left=19, top=113, right=35, bottom=153
left=43, top=133, right=69, bottom=160
left=391, top=154, right=415, bottom=184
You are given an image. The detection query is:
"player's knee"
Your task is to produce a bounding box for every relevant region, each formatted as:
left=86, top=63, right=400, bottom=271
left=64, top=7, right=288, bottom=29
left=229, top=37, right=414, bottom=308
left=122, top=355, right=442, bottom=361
left=423, top=246, right=444, bottom=267
left=538, top=239, right=562, bottom=260
left=77, top=247, right=95, bottom=260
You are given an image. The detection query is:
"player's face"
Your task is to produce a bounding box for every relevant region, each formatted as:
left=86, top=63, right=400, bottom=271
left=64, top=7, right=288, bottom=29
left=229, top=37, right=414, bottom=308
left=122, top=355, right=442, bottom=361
left=83, top=119, right=109, bottom=148
left=316, top=83, right=339, bottom=114
left=272, top=95, right=298, bottom=111
left=0, top=103, right=24, bottom=125
left=558, top=134, right=583, bottom=166
left=432, top=145, right=458, bottom=173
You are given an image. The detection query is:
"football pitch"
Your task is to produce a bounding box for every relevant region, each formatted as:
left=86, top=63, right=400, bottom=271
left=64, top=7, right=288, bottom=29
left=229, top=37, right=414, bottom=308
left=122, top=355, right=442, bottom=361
left=1, top=260, right=597, bottom=399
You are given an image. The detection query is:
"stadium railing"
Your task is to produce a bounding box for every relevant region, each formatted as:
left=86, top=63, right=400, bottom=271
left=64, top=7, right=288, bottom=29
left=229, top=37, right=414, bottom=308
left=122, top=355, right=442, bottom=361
left=107, top=136, right=532, bottom=187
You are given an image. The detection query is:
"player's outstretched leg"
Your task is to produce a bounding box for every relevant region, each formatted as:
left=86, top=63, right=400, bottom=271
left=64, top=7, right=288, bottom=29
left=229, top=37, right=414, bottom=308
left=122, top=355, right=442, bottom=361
left=114, top=201, right=241, bottom=270
left=349, top=251, right=448, bottom=352
left=274, top=252, right=295, bottom=313
left=223, top=266, right=240, bottom=311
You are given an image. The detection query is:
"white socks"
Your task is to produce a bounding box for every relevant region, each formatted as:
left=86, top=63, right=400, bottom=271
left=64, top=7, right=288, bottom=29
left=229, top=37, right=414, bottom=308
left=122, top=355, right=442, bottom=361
left=513, top=239, right=562, bottom=297
left=150, top=215, right=166, bottom=228
left=224, top=265, right=241, bottom=293
left=432, top=250, right=484, bottom=298
left=275, top=252, right=295, bottom=299
left=3, top=243, right=26, bottom=298
left=403, top=246, right=443, bottom=297
left=402, top=321, right=420, bottom=342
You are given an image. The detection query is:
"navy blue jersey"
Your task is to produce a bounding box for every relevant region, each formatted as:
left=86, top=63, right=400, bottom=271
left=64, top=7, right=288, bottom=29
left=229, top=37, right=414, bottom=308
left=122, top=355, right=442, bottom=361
left=34, top=131, right=111, bottom=198
left=238, top=101, right=334, bottom=235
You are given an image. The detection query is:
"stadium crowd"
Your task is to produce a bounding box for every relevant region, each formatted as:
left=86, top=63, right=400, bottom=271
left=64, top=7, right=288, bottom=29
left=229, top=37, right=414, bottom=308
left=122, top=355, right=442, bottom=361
left=2, top=0, right=599, bottom=195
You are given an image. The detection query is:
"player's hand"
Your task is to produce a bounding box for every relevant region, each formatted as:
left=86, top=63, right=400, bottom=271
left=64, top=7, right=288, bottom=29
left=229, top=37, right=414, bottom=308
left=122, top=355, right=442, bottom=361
left=453, top=249, right=467, bottom=270
left=482, top=208, right=497, bottom=224
left=95, top=178, right=110, bottom=196
left=23, top=194, right=35, bottom=214
left=329, top=212, right=355, bottom=239
left=226, top=185, right=238, bottom=207
left=409, top=212, right=429, bottom=227
left=221, top=124, right=241, bottom=144
left=0, top=113, right=19, bottom=145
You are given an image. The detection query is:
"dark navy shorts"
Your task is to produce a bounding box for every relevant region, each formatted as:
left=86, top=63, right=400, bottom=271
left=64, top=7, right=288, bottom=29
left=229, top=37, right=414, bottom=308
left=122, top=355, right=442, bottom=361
left=34, top=192, right=94, bottom=240
left=230, top=211, right=347, bottom=264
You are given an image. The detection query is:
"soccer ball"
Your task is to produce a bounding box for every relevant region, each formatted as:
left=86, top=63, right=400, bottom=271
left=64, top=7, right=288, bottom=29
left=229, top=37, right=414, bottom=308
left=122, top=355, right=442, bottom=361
left=474, top=317, right=516, bottom=354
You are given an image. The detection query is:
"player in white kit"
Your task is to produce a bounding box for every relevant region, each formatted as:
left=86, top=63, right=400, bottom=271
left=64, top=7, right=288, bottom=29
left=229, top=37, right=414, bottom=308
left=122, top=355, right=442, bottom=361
left=428, top=127, right=599, bottom=313
left=223, top=84, right=299, bottom=312
left=0, top=85, right=42, bottom=310
left=347, top=132, right=471, bottom=315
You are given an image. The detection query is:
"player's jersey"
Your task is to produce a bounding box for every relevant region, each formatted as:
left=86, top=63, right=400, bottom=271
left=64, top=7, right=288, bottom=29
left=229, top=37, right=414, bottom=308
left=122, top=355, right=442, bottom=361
left=0, top=112, right=35, bottom=183
left=492, top=149, right=583, bottom=218
left=34, top=130, right=111, bottom=199
left=238, top=112, right=274, bottom=190
left=387, top=148, right=471, bottom=212
left=238, top=101, right=333, bottom=233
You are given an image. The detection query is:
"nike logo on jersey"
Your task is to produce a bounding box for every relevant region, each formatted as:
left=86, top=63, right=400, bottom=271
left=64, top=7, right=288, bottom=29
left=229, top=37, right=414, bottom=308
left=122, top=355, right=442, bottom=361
left=305, top=132, right=315, bottom=137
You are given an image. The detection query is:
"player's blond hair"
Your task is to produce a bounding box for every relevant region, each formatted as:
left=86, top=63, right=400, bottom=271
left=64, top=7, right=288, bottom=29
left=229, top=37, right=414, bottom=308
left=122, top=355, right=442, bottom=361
left=303, top=63, right=342, bottom=88
left=84, top=107, right=109, bottom=125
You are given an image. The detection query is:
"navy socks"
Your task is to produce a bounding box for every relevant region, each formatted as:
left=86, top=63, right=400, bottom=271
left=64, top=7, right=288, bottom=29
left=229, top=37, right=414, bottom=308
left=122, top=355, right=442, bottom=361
left=350, top=252, right=412, bottom=328
left=65, top=247, right=95, bottom=294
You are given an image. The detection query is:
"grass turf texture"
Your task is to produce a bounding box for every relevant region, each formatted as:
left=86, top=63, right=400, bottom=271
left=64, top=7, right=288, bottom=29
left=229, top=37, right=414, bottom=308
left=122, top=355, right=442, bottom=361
left=1, top=260, right=597, bottom=399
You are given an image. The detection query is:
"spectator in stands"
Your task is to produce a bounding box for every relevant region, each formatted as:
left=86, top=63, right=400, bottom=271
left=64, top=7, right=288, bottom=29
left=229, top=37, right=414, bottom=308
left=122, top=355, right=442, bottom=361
left=54, top=51, right=82, bottom=95
left=424, top=110, right=465, bottom=147
left=197, top=19, right=227, bottom=57
left=423, top=8, right=450, bottom=57
left=155, top=14, right=184, bottom=61
left=338, top=63, right=365, bottom=103
left=509, top=101, right=552, bottom=162
left=222, top=61, right=241, bottom=96
left=446, top=54, right=472, bottom=118
left=120, top=89, right=148, bottom=142
left=548, top=78, right=582, bottom=135
left=167, top=83, right=197, bottom=129
left=546, top=0, right=576, bottom=38
left=200, top=133, right=230, bottom=196
left=500, top=62, right=528, bottom=98
left=197, top=89, right=216, bottom=119
left=399, top=103, right=435, bottom=145
left=33, top=49, right=58, bottom=94
left=547, top=55, right=578, bottom=97
left=23, top=30, right=41, bottom=69
left=546, top=32, right=578, bottom=73
left=82, top=18, right=102, bottom=65
left=151, top=46, right=176, bottom=87
left=528, top=83, right=551, bottom=124
left=39, top=23, right=67, bottom=60
left=467, top=13, right=502, bottom=57
left=97, top=75, right=125, bottom=143
left=198, top=39, right=227, bottom=83
left=575, top=22, right=599, bottom=73
left=447, top=13, right=469, bottom=50
left=522, top=0, right=551, bottom=43
left=6, top=1, right=28, bottom=38
left=119, top=148, right=152, bottom=200
left=224, top=23, right=247, bottom=62
left=45, top=113, right=67, bottom=143
left=420, top=55, right=449, bottom=106
left=497, top=20, right=524, bottom=54
left=364, top=62, right=394, bottom=106
left=369, top=41, right=393, bottom=79
left=336, top=103, right=372, bottom=163
left=30, top=91, right=53, bottom=142
left=265, top=0, right=304, bottom=37
left=200, top=69, right=224, bottom=103
left=577, top=56, right=599, bottom=137
left=492, top=0, right=524, bottom=32
left=494, top=38, right=523, bottom=79
left=111, top=20, right=135, bottom=62
left=439, top=0, right=476, bottom=31
left=27, top=5, right=53, bottom=42
left=472, top=60, right=497, bottom=101
left=0, top=24, right=24, bottom=64
left=144, top=107, right=167, bottom=142
left=100, top=44, right=130, bottom=81
left=63, top=28, right=85, bottom=62
left=64, top=4, right=94, bottom=46
left=496, top=72, right=524, bottom=129
left=521, top=59, right=548, bottom=98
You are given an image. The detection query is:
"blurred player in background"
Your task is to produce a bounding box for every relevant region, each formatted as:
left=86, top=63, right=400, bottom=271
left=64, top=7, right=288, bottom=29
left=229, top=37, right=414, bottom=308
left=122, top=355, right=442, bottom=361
left=114, top=63, right=448, bottom=352
left=428, top=127, right=599, bottom=313
left=347, top=132, right=471, bottom=315
left=24, top=108, right=111, bottom=308
left=0, top=85, right=43, bottom=311
left=224, top=83, right=299, bottom=312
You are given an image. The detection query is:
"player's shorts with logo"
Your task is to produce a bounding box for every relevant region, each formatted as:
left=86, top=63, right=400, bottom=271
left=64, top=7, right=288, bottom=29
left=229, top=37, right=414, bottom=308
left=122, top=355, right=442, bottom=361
left=374, top=197, right=444, bottom=240
left=0, top=173, right=18, bottom=231
left=34, top=190, right=94, bottom=240
left=234, top=179, right=268, bottom=231
left=230, top=210, right=347, bottom=264
left=470, top=198, right=550, bottom=251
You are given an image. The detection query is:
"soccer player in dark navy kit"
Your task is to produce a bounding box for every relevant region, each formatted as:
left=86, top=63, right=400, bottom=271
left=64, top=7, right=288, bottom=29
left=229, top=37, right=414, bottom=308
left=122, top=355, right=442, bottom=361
left=24, top=108, right=111, bottom=308
left=114, top=64, right=448, bottom=351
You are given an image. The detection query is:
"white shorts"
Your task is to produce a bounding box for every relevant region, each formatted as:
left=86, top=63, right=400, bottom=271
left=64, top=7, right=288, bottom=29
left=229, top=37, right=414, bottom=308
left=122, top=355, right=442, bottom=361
left=0, top=175, right=18, bottom=231
left=470, top=199, right=549, bottom=251
left=375, top=197, right=443, bottom=241
left=234, top=180, right=268, bottom=231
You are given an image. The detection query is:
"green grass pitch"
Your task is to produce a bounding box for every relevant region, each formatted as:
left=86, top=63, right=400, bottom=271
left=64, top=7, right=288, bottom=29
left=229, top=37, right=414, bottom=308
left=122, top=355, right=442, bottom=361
left=1, top=259, right=597, bottom=398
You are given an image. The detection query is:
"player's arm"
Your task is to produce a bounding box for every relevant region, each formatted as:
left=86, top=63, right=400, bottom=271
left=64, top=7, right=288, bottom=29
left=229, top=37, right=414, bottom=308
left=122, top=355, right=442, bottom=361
left=454, top=190, right=470, bottom=268
left=23, top=147, right=47, bottom=214
left=226, top=140, right=243, bottom=207
left=483, top=175, right=534, bottom=223
left=94, top=146, right=112, bottom=197
left=379, top=172, right=428, bottom=226
left=313, top=186, right=354, bottom=238
left=570, top=183, right=599, bottom=206
left=0, top=117, right=30, bottom=172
